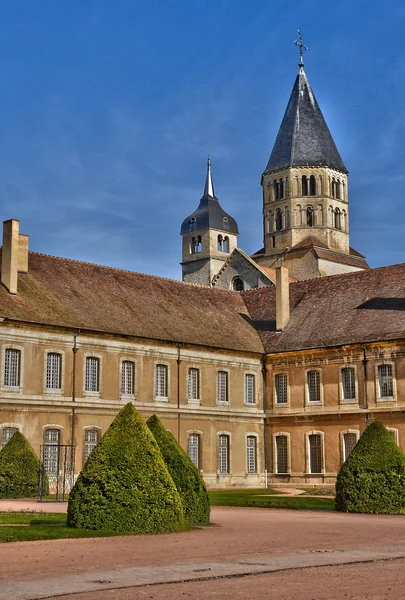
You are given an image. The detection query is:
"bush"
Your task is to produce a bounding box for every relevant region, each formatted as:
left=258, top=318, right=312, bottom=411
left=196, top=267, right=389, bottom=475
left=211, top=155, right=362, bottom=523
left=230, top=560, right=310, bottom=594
left=335, top=421, right=405, bottom=514
left=67, top=403, right=184, bottom=533
left=147, top=415, right=210, bottom=526
left=0, top=431, right=49, bottom=498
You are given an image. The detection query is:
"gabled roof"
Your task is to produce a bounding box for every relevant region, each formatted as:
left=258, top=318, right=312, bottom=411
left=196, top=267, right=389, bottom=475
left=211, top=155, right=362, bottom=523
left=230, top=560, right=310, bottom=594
left=0, top=251, right=263, bottom=354
left=264, top=68, right=347, bottom=174
left=212, top=248, right=276, bottom=286
left=180, top=158, right=238, bottom=235
left=241, top=264, right=405, bottom=354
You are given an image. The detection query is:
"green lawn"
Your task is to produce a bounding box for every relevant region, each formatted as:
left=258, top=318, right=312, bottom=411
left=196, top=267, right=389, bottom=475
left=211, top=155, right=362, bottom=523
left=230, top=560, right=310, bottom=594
left=209, top=488, right=335, bottom=511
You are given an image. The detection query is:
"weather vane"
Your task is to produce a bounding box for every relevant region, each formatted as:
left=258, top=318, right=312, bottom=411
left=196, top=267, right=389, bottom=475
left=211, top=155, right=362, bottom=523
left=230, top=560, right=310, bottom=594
left=294, top=30, right=308, bottom=68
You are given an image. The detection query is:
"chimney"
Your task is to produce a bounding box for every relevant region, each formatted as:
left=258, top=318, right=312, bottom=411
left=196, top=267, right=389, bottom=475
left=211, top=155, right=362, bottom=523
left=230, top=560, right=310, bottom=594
left=1, top=219, right=29, bottom=295
left=276, top=265, right=290, bottom=330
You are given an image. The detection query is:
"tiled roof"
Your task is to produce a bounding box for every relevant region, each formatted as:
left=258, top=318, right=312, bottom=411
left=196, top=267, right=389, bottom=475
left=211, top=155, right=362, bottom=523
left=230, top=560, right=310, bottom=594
left=314, top=248, right=369, bottom=269
left=264, top=68, right=347, bottom=174
left=0, top=251, right=263, bottom=354
left=241, top=264, right=405, bottom=353
left=292, top=236, right=328, bottom=250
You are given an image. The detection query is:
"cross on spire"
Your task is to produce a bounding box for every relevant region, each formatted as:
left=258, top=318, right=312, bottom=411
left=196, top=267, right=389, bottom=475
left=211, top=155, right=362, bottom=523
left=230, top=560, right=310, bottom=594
left=294, top=29, right=308, bottom=68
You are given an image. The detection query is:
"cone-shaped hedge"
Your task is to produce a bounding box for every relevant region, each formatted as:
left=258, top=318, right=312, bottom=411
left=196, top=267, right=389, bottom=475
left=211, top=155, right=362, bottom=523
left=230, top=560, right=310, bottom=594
left=0, top=431, right=48, bottom=498
left=335, top=421, right=405, bottom=514
left=147, top=415, right=210, bottom=526
left=67, top=403, right=184, bottom=533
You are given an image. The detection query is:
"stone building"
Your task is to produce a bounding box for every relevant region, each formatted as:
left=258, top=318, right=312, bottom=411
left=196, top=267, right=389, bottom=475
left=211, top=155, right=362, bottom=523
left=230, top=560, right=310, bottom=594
left=0, top=56, right=403, bottom=489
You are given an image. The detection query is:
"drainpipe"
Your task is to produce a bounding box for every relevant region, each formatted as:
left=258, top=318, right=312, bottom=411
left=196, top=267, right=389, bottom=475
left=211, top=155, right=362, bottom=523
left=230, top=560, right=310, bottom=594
left=71, top=331, right=80, bottom=466
left=261, top=356, right=268, bottom=487
left=177, top=345, right=183, bottom=442
left=362, top=347, right=369, bottom=425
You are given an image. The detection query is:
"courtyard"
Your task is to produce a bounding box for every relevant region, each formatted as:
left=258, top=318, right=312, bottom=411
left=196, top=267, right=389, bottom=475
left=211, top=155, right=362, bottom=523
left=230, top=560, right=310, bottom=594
left=0, top=504, right=405, bottom=599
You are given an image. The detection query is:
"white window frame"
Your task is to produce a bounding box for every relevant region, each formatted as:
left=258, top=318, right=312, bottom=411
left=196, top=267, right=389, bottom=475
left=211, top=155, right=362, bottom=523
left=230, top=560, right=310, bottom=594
left=154, top=362, right=169, bottom=402
left=306, top=430, right=325, bottom=474
left=273, top=372, right=289, bottom=406
left=42, top=424, right=63, bottom=476
left=187, top=430, right=202, bottom=470
left=187, top=367, right=200, bottom=404
left=244, top=373, right=256, bottom=405
left=376, top=361, right=396, bottom=402
left=273, top=431, right=291, bottom=474
left=1, top=423, right=21, bottom=449
left=246, top=433, right=258, bottom=474
left=83, top=426, right=102, bottom=464
left=83, top=353, right=102, bottom=397
left=217, top=370, right=229, bottom=405
left=120, top=358, right=135, bottom=397
left=339, top=365, right=358, bottom=403
left=386, top=427, right=399, bottom=445
left=2, top=345, right=23, bottom=391
left=305, top=368, right=323, bottom=406
left=340, top=429, right=360, bottom=463
left=217, top=431, right=231, bottom=474
left=44, top=350, right=64, bottom=394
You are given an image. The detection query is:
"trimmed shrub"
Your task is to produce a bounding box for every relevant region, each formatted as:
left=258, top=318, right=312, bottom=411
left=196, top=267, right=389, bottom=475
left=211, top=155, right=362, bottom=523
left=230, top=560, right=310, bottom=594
left=335, top=421, right=405, bottom=514
left=67, top=403, right=184, bottom=533
left=147, top=414, right=210, bottom=526
left=0, top=431, right=49, bottom=498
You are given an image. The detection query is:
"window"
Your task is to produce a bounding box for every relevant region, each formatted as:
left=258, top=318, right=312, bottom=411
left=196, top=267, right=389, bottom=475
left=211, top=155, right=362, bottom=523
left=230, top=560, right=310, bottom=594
left=121, top=360, right=135, bottom=395
left=43, top=428, right=60, bottom=476
left=85, top=357, right=100, bottom=392
left=246, top=436, right=257, bottom=473
left=309, top=175, right=316, bottom=196
left=217, top=371, right=228, bottom=403
left=187, top=368, right=200, bottom=402
left=272, top=235, right=276, bottom=248
left=342, top=367, right=356, bottom=401
left=217, top=235, right=223, bottom=251
left=83, top=429, right=99, bottom=463
left=191, top=236, right=202, bottom=254
left=46, top=353, right=62, bottom=390
left=2, top=427, right=17, bottom=448
left=189, top=217, right=197, bottom=232
left=378, top=364, right=393, bottom=398
left=275, top=208, right=283, bottom=231
left=334, top=208, right=341, bottom=230
left=245, top=374, right=255, bottom=404
left=218, top=434, right=229, bottom=473
left=274, top=179, right=284, bottom=200
left=275, top=435, right=288, bottom=473
left=223, top=236, right=229, bottom=252
left=188, top=433, right=200, bottom=469
left=232, top=277, right=244, bottom=291
left=307, top=370, right=321, bottom=403
left=342, top=432, right=357, bottom=462
left=155, top=364, right=168, bottom=398
left=336, top=181, right=341, bottom=199
left=388, top=428, right=399, bottom=445
left=306, top=206, right=314, bottom=227
left=279, top=180, right=284, bottom=199
left=275, top=374, right=288, bottom=404
left=308, top=434, right=323, bottom=473
left=4, top=349, right=21, bottom=387
left=223, top=217, right=229, bottom=231
left=285, top=207, right=290, bottom=229
left=302, top=175, right=308, bottom=196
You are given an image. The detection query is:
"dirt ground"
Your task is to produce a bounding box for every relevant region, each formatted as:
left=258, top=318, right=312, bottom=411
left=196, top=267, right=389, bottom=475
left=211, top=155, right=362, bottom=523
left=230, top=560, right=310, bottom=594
left=2, top=506, right=405, bottom=599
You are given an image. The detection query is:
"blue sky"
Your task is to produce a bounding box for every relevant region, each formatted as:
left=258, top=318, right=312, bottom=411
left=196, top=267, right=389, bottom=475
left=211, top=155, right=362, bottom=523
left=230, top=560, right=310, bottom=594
left=0, top=0, right=404, bottom=279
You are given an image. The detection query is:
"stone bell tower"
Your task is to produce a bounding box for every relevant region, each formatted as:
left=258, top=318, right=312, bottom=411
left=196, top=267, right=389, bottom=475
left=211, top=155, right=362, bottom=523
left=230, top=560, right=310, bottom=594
left=254, top=32, right=368, bottom=279
left=180, top=158, right=239, bottom=286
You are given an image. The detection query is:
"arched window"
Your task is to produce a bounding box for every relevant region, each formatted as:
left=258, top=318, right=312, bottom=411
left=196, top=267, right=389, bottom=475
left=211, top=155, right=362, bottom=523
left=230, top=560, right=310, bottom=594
left=302, top=176, right=308, bottom=196
left=306, top=206, right=314, bottom=227
left=336, top=181, right=341, bottom=199
left=284, top=207, right=290, bottom=229
left=275, top=208, right=283, bottom=231
left=334, top=208, right=341, bottom=230
left=83, top=429, right=100, bottom=463
left=223, top=236, right=229, bottom=252
left=279, top=179, right=284, bottom=199
left=232, top=277, right=244, bottom=292
left=217, top=235, right=223, bottom=251
left=268, top=211, right=273, bottom=233
left=342, top=210, right=347, bottom=232
left=223, top=217, right=229, bottom=231
left=188, top=217, right=197, bottom=232
left=274, top=180, right=279, bottom=200
left=295, top=205, right=302, bottom=226
left=309, top=175, right=316, bottom=196
left=196, top=236, right=202, bottom=252
left=43, top=428, right=61, bottom=476
left=331, top=179, right=336, bottom=198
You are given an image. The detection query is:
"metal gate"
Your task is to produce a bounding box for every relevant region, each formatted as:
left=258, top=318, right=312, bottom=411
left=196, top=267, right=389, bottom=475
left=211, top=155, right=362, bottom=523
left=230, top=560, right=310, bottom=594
left=38, top=444, right=75, bottom=502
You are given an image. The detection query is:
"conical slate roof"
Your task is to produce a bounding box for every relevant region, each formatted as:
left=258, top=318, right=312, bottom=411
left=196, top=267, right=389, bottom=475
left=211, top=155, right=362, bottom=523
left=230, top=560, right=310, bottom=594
left=264, top=68, right=347, bottom=174
left=180, top=158, right=239, bottom=235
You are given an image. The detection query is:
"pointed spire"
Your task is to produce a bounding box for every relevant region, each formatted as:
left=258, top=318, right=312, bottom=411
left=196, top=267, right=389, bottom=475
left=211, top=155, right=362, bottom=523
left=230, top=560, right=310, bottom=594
left=203, top=155, right=215, bottom=198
